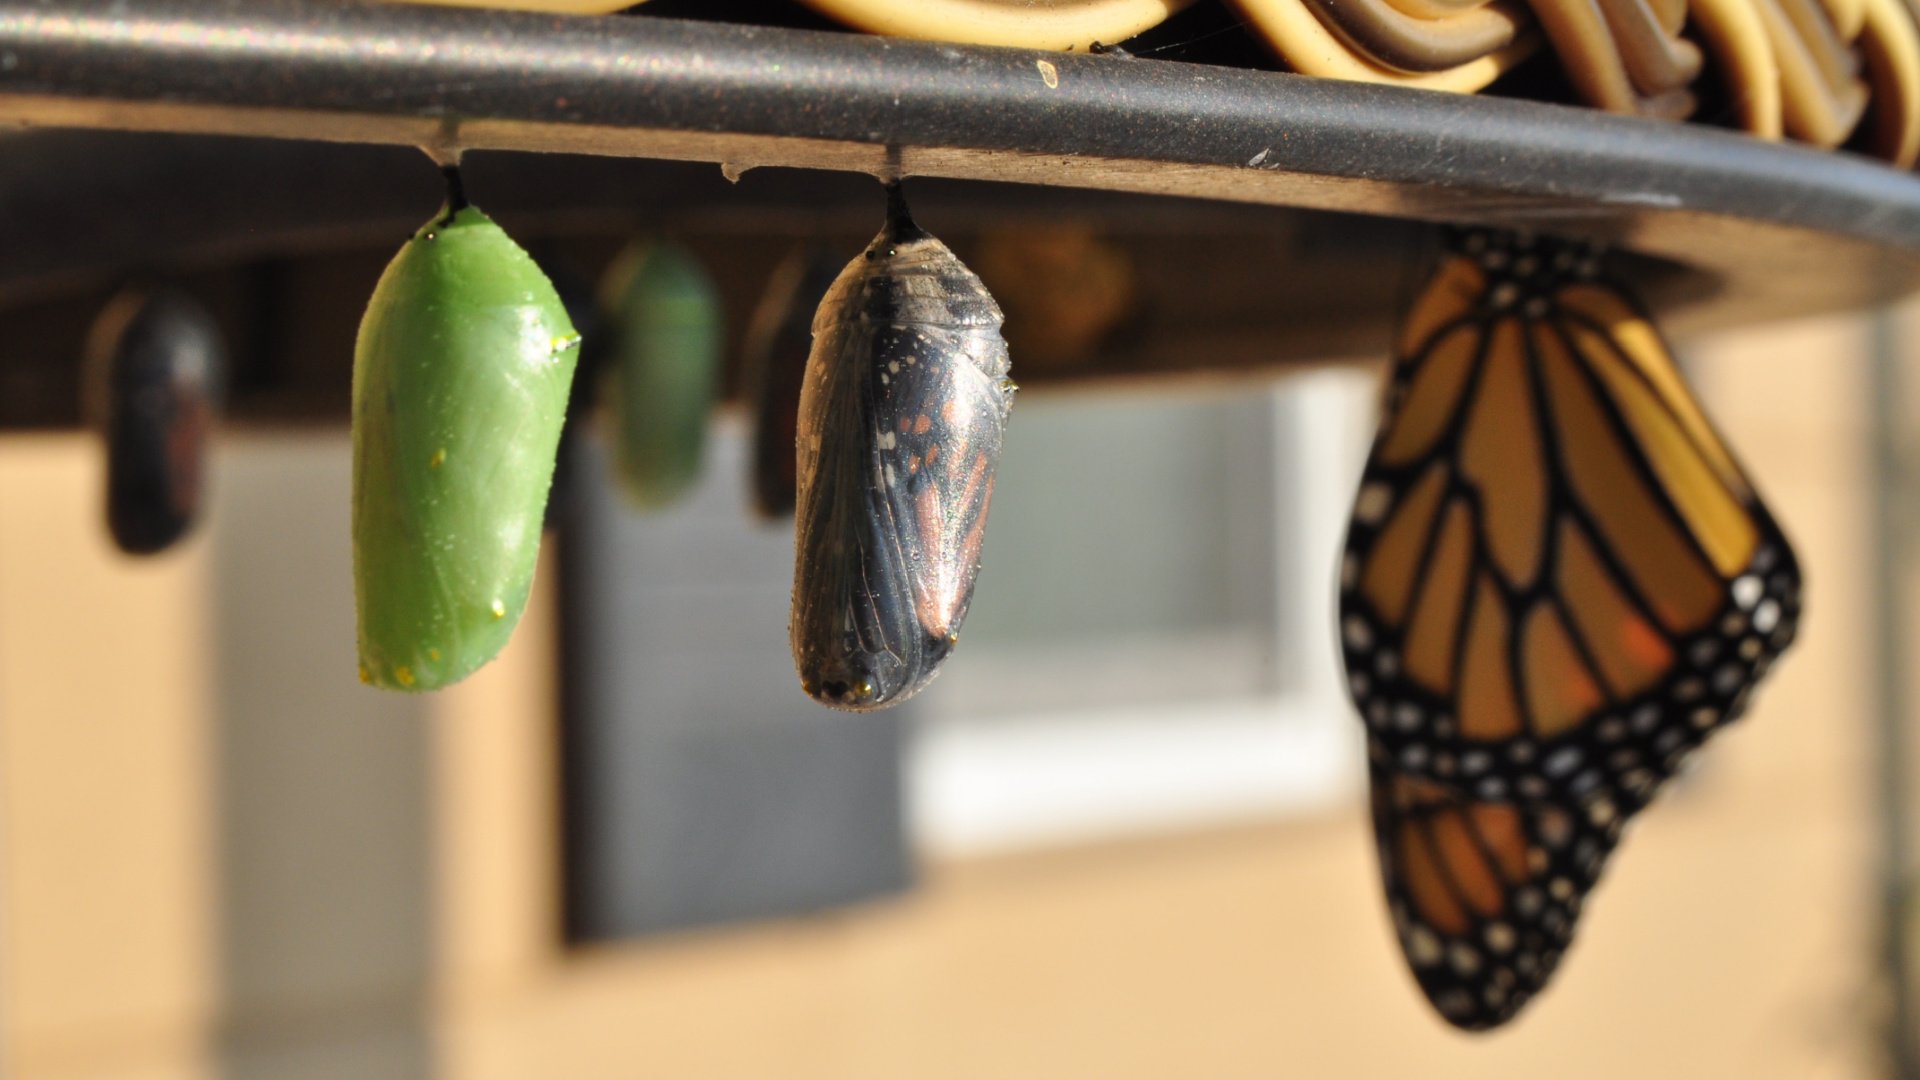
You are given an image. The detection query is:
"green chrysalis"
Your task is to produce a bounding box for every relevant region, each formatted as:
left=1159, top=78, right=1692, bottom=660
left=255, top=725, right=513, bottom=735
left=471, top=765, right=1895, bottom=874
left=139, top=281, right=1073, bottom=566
left=352, top=179, right=580, bottom=692
left=598, top=239, right=723, bottom=510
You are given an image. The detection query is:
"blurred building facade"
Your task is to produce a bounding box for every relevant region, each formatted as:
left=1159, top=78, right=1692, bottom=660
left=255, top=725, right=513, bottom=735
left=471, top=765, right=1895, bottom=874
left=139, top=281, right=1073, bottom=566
left=0, top=307, right=1909, bottom=1079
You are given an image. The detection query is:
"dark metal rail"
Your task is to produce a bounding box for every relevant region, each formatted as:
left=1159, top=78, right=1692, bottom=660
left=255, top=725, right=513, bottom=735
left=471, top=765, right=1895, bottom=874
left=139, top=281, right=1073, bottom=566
left=2, top=0, right=1920, bottom=331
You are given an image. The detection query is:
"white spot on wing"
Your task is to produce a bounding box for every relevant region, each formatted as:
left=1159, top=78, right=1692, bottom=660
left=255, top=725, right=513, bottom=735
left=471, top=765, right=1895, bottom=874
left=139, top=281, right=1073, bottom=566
left=1354, top=483, right=1393, bottom=524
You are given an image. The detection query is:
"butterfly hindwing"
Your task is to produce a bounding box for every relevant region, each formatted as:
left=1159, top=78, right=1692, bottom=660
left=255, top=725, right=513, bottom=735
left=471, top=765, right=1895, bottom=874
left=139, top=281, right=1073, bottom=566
left=1370, top=749, right=1626, bottom=1030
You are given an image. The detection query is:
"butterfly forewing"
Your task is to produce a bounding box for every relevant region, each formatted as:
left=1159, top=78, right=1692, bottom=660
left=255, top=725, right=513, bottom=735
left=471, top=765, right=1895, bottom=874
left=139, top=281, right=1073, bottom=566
left=790, top=188, right=1015, bottom=711
left=1340, top=231, right=1802, bottom=811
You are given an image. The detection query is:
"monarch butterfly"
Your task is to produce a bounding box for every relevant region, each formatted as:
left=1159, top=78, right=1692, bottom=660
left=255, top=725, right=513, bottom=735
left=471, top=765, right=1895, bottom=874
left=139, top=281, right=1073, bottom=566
left=1369, top=749, right=1623, bottom=1030
left=742, top=248, right=843, bottom=520
left=1342, top=228, right=1800, bottom=811
left=83, top=285, right=225, bottom=556
left=1346, top=227, right=1801, bottom=1027
left=598, top=239, right=723, bottom=511
left=790, top=183, right=1016, bottom=711
left=353, top=169, right=581, bottom=691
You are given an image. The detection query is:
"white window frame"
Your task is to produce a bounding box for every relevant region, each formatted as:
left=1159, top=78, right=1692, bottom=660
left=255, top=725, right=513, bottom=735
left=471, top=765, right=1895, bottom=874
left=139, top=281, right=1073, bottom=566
left=910, top=369, right=1381, bottom=855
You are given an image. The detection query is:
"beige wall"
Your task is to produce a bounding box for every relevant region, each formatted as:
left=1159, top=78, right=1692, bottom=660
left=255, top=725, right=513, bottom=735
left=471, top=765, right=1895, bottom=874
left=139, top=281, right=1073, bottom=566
left=0, top=437, right=217, bottom=1080
left=0, top=309, right=1904, bottom=1079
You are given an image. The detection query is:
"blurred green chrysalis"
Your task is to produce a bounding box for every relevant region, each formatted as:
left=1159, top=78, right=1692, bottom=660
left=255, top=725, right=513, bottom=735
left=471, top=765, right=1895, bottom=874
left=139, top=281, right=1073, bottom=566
left=352, top=171, right=581, bottom=692
left=598, top=239, right=723, bottom=510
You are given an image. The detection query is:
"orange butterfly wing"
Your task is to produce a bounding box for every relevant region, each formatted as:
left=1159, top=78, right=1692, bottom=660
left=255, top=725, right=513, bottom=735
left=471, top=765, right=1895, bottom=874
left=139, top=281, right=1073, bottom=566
left=1351, top=230, right=1803, bottom=1029
left=1369, top=751, right=1626, bottom=1030
left=1341, top=232, right=1801, bottom=812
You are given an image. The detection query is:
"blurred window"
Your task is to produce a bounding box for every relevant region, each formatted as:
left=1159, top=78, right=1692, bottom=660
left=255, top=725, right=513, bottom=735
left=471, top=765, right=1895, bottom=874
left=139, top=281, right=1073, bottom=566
left=910, top=371, right=1377, bottom=854
left=559, top=369, right=1380, bottom=939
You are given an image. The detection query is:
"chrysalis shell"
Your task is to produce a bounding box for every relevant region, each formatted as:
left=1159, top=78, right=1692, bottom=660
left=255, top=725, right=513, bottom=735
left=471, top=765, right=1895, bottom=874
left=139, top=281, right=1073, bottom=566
left=352, top=199, right=581, bottom=692
left=790, top=186, right=1016, bottom=711
left=83, top=286, right=225, bottom=556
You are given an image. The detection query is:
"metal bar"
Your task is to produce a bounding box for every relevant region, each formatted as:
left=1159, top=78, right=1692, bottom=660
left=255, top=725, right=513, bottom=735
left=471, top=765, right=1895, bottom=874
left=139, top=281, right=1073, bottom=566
left=2, top=0, right=1920, bottom=323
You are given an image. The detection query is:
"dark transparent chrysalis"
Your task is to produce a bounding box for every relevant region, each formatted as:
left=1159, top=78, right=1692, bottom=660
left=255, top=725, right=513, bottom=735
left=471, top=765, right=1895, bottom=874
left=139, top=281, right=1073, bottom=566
left=742, top=248, right=843, bottom=519
left=599, top=239, right=723, bottom=511
left=790, top=184, right=1016, bottom=711
left=83, top=286, right=225, bottom=556
left=353, top=173, right=581, bottom=692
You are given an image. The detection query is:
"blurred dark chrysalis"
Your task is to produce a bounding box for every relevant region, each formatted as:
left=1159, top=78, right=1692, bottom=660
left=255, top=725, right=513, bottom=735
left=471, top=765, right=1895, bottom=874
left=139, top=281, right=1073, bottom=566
left=742, top=247, right=844, bottom=520
left=83, top=287, right=226, bottom=556
left=790, top=183, right=1017, bottom=711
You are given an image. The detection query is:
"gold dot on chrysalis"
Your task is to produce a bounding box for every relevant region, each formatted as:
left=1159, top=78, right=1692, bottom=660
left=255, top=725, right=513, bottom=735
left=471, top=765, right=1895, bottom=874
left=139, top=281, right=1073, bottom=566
left=358, top=664, right=371, bottom=685
left=551, top=333, right=582, bottom=356
left=430, top=448, right=447, bottom=470
left=490, top=599, right=507, bottom=619
left=427, top=648, right=441, bottom=662
left=395, top=666, right=416, bottom=688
